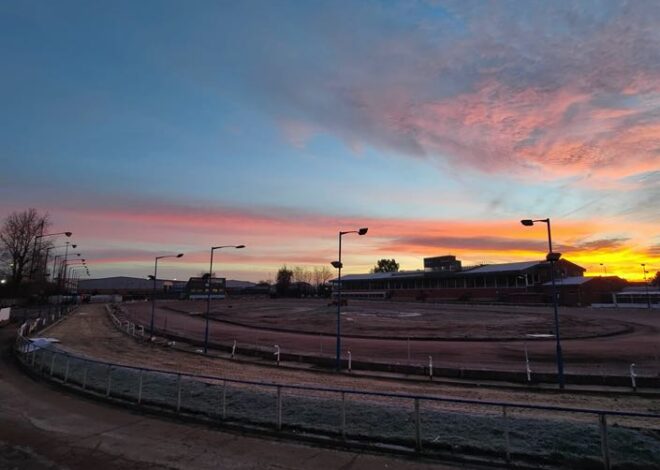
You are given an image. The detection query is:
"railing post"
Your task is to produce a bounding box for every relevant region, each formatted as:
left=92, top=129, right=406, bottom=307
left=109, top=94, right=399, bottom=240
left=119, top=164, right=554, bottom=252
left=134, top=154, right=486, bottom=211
left=630, top=363, right=637, bottom=392
left=599, top=414, right=611, bottom=470
left=64, top=357, right=70, bottom=383
left=176, top=374, right=182, bottom=412
left=502, top=405, right=511, bottom=463
left=106, top=366, right=112, bottom=397
left=137, top=369, right=143, bottom=404
left=276, top=386, right=283, bottom=431
left=415, top=398, right=422, bottom=452
left=341, top=391, right=346, bottom=439
left=428, top=356, right=433, bottom=380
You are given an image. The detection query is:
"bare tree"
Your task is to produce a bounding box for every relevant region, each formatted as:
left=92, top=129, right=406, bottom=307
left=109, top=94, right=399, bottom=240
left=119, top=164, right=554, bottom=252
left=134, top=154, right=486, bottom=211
left=313, top=266, right=333, bottom=287
left=0, top=209, right=50, bottom=286
left=292, top=266, right=306, bottom=284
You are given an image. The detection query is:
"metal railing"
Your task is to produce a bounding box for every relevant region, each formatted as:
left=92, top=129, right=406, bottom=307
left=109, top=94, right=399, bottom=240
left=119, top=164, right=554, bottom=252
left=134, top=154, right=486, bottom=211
left=14, top=304, right=77, bottom=336
left=14, top=330, right=660, bottom=470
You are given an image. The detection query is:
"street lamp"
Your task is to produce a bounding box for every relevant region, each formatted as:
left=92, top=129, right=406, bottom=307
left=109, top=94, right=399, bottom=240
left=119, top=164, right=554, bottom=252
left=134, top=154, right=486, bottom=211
left=332, top=227, right=368, bottom=371
left=150, top=253, right=184, bottom=338
left=521, top=218, right=565, bottom=389
left=30, top=231, right=72, bottom=279
left=204, top=245, right=245, bottom=354
left=642, top=264, right=651, bottom=309
left=45, top=244, right=77, bottom=281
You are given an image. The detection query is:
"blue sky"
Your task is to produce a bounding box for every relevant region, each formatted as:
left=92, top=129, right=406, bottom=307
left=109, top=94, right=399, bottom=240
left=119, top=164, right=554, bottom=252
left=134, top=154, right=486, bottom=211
left=1, top=0, right=658, bottom=281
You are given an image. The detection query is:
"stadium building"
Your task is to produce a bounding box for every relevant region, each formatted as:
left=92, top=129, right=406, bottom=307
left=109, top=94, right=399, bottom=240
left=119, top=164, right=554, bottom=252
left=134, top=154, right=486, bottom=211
left=333, top=255, right=627, bottom=306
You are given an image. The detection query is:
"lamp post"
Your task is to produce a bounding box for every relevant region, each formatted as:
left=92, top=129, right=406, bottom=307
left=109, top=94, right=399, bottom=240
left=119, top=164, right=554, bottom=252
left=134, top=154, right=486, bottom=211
left=521, top=218, right=565, bottom=389
left=332, top=227, right=368, bottom=371
left=204, top=245, right=245, bottom=354
left=150, top=253, right=184, bottom=338
left=642, top=264, right=651, bottom=309
left=29, top=230, right=72, bottom=280
left=65, top=260, right=86, bottom=289
left=44, top=244, right=76, bottom=281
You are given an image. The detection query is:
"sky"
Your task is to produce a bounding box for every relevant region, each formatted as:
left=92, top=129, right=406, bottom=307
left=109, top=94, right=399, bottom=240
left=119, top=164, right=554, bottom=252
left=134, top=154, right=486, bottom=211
left=1, top=0, right=658, bottom=282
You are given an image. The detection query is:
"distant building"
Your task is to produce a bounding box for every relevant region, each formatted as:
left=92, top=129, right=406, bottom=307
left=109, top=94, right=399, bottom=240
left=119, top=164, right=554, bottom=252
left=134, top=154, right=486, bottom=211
left=332, top=256, right=627, bottom=306
left=77, top=276, right=186, bottom=296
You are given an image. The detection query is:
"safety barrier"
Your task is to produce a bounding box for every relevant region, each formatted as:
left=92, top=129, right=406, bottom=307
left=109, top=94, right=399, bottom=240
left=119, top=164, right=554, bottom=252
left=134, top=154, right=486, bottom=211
left=13, top=332, right=660, bottom=470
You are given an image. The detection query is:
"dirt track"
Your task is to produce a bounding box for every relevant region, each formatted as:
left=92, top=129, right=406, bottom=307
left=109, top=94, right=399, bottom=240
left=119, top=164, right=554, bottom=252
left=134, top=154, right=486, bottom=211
left=45, top=305, right=660, bottom=414
left=0, top=328, right=451, bottom=470
left=122, top=299, right=660, bottom=376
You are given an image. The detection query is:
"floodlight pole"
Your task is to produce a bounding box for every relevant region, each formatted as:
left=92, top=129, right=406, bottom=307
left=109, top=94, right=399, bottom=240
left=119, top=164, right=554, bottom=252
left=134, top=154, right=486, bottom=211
left=336, top=232, right=343, bottom=371
left=150, top=253, right=183, bottom=338
left=642, top=264, right=651, bottom=310
left=335, top=228, right=367, bottom=371
left=204, top=245, right=244, bottom=354
left=521, top=218, right=565, bottom=389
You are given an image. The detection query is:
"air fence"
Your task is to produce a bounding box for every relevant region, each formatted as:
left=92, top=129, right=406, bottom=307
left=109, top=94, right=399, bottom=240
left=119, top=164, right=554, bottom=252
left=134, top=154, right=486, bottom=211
left=14, top=334, right=660, bottom=469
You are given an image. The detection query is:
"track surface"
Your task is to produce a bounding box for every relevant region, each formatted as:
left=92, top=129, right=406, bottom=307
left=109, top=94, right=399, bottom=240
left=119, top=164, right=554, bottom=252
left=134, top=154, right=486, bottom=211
left=0, top=326, right=456, bottom=470
left=124, top=299, right=660, bottom=376
left=46, top=305, right=660, bottom=414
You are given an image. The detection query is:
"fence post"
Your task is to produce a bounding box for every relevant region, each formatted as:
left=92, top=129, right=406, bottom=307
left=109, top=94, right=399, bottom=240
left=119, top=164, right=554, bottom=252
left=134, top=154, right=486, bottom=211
left=274, top=345, right=280, bottom=366
left=341, top=391, right=346, bottom=439
left=64, top=357, right=70, bottom=383
left=502, top=405, right=511, bottom=463
left=414, top=398, right=422, bottom=451
left=106, top=366, right=112, bottom=397
left=428, top=356, right=433, bottom=380
left=599, top=414, right=611, bottom=470
left=276, top=386, right=282, bottom=431
left=630, top=363, right=637, bottom=391
left=524, top=343, right=532, bottom=383
left=137, top=369, right=143, bottom=404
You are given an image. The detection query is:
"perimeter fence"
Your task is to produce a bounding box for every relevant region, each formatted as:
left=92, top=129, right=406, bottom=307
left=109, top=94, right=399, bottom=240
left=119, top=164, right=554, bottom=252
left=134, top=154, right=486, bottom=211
left=14, top=326, right=660, bottom=470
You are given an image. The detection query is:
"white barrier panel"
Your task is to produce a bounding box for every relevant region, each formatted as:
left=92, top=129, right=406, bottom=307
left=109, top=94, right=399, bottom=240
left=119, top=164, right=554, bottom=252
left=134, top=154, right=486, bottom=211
left=0, top=307, right=10, bottom=322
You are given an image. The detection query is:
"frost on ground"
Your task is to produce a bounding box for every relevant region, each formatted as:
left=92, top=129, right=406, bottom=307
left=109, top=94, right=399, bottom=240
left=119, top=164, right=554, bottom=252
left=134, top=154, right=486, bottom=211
left=23, top=346, right=660, bottom=470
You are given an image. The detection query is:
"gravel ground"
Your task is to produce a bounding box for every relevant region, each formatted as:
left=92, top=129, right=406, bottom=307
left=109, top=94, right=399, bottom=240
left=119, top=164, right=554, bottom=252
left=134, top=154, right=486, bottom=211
left=25, top=305, right=660, bottom=469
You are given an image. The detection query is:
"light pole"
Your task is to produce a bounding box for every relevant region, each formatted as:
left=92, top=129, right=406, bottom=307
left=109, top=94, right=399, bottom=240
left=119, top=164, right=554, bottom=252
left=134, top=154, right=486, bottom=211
left=204, top=245, right=245, bottom=354
left=332, top=227, right=368, bottom=371
left=521, top=218, right=565, bottom=389
left=65, top=260, right=86, bottom=291
left=150, top=253, right=184, bottom=338
left=29, top=230, right=72, bottom=280
left=642, top=264, right=651, bottom=309
left=44, top=244, right=76, bottom=281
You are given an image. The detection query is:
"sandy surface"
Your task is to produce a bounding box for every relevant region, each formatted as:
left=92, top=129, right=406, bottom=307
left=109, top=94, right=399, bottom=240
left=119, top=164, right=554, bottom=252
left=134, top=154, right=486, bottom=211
left=121, top=299, right=660, bottom=376
left=45, top=305, right=660, bottom=416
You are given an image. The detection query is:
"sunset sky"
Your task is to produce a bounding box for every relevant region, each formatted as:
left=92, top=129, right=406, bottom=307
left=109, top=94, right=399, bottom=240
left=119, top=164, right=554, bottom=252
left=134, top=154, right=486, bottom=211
left=1, top=0, right=658, bottom=282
